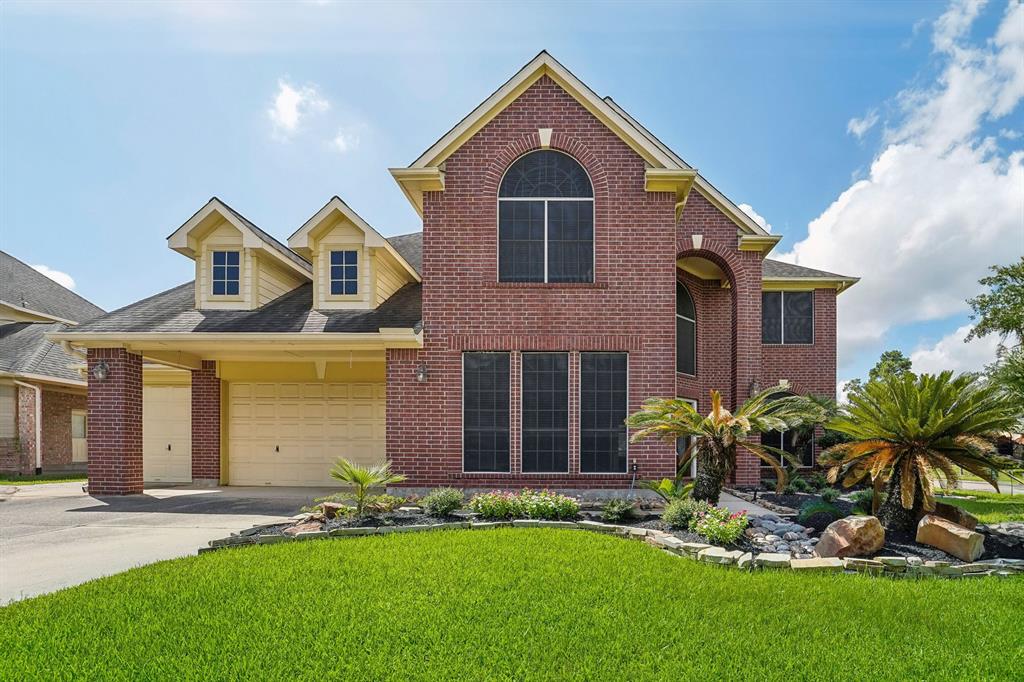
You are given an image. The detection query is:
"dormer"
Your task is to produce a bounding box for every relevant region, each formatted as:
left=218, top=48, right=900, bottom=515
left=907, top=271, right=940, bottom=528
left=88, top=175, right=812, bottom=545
left=167, top=198, right=312, bottom=310
left=288, top=197, right=420, bottom=310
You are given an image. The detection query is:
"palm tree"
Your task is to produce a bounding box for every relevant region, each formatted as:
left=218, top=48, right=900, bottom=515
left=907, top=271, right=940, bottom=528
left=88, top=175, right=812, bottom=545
left=329, top=458, right=406, bottom=516
left=627, top=388, right=828, bottom=504
left=819, top=371, right=1022, bottom=534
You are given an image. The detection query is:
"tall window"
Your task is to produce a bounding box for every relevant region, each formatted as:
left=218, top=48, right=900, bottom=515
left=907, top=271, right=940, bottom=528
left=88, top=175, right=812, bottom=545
left=580, top=352, right=628, bottom=473
left=463, top=353, right=510, bottom=472
left=762, top=291, right=813, bottom=344
left=330, top=250, right=359, bottom=295
left=211, top=251, right=240, bottom=295
left=675, top=398, right=698, bottom=477
left=521, top=353, right=569, bottom=473
left=677, top=283, right=696, bottom=375
left=498, top=150, right=594, bottom=283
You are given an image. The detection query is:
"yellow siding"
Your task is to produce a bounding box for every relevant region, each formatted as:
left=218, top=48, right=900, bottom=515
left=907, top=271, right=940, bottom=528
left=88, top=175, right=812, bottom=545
left=374, top=253, right=406, bottom=306
left=219, top=360, right=386, bottom=383
left=195, top=220, right=253, bottom=310
left=256, top=254, right=306, bottom=306
left=313, top=219, right=370, bottom=310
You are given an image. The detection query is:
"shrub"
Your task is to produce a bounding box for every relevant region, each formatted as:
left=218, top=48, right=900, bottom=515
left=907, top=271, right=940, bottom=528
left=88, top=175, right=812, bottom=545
left=421, top=487, right=464, bottom=518
left=601, top=498, right=638, bottom=523
left=364, top=494, right=405, bottom=515
left=820, top=487, right=840, bottom=504
left=790, top=477, right=811, bottom=493
left=850, top=489, right=875, bottom=515
left=329, top=458, right=406, bottom=517
left=798, top=499, right=841, bottom=526
left=469, top=491, right=523, bottom=520
left=691, top=506, right=748, bottom=545
left=662, top=498, right=712, bottom=530
left=519, top=490, right=580, bottom=520
left=809, top=472, right=829, bottom=491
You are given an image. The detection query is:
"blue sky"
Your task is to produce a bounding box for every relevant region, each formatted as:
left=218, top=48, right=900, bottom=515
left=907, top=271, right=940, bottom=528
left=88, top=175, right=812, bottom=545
left=2, top=0, right=1021, bottom=391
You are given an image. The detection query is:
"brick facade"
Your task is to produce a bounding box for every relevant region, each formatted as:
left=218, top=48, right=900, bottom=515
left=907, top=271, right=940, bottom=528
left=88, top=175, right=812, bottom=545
left=0, top=385, right=86, bottom=475
left=190, top=360, right=221, bottom=482
left=86, top=348, right=143, bottom=495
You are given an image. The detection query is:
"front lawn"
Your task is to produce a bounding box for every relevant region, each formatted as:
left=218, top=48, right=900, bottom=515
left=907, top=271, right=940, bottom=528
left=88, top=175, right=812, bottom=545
left=2, top=529, right=1022, bottom=680
left=0, top=473, right=85, bottom=486
left=939, top=489, right=1024, bottom=524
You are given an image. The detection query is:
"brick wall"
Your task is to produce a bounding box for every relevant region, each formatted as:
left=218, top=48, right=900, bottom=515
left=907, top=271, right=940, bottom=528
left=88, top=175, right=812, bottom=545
left=40, top=388, right=86, bottom=471
left=86, top=348, right=143, bottom=495
left=191, top=360, right=221, bottom=481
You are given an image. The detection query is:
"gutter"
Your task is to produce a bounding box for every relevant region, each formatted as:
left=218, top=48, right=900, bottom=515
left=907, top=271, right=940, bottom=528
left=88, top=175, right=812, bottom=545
left=12, top=380, right=42, bottom=474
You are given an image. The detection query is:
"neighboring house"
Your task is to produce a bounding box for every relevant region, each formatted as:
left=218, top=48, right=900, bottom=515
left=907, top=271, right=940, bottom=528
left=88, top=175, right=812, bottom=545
left=1, top=251, right=105, bottom=475
left=51, top=52, right=857, bottom=495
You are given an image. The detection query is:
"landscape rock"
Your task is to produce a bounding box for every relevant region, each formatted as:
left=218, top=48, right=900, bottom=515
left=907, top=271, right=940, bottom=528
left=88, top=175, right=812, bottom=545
left=697, top=547, right=745, bottom=565
left=844, top=558, right=884, bottom=575
left=783, top=532, right=802, bottom=541
left=790, top=557, right=844, bottom=573
left=815, top=516, right=885, bottom=558
left=283, top=522, right=323, bottom=537
left=916, top=515, right=985, bottom=562
left=320, top=502, right=349, bottom=520
left=917, top=501, right=978, bottom=531
left=754, top=552, right=791, bottom=568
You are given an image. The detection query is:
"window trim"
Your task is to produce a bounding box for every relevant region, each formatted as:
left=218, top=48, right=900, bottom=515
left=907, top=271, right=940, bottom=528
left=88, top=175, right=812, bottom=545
left=496, top=150, right=596, bottom=284
left=328, top=248, right=360, bottom=298
left=461, top=351, right=512, bottom=474
left=578, top=351, right=629, bottom=475
left=519, top=351, right=571, bottom=474
left=210, top=249, right=242, bottom=298
left=762, top=290, right=815, bottom=345
left=676, top=282, right=697, bottom=376
left=675, top=398, right=698, bottom=478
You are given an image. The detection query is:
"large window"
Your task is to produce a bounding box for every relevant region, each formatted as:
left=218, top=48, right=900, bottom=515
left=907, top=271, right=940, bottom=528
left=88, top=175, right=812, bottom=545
left=762, top=291, right=813, bottom=344
left=677, top=283, right=696, bottom=375
left=760, top=392, right=813, bottom=468
left=463, top=353, right=511, bottom=472
left=580, top=352, right=628, bottom=473
left=211, top=251, right=240, bottom=296
left=498, top=150, right=594, bottom=283
left=521, top=353, right=569, bottom=473
left=329, top=250, right=359, bottom=296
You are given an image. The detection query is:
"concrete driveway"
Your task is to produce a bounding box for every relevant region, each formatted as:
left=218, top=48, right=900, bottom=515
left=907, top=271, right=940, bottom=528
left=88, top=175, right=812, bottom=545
left=0, top=483, right=336, bottom=604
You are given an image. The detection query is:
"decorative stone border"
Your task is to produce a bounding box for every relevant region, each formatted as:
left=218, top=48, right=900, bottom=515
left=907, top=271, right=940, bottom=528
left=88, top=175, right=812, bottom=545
left=200, top=520, right=1024, bottom=580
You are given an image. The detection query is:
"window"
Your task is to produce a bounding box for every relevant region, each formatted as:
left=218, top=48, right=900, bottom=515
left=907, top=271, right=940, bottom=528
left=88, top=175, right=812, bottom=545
left=677, top=283, right=696, bottom=375
left=211, top=251, right=240, bottom=296
left=463, top=353, right=510, bottom=472
left=675, top=398, right=698, bottom=477
left=762, top=291, right=813, bottom=344
left=498, top=150, right=594, bottom=283
left=760, top=393, right=813, bottom=468
left=521, top=353, right=569, bottom=473
left=72, top=412, right=87, bottom=440
left=580, top=352, right=628, bottom=473
left=330, top=250, right=359, bottom=295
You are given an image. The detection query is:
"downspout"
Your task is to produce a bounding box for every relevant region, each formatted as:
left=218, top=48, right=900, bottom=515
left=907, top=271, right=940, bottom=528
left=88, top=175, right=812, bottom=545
left=13, top=380, right=42, bottom=474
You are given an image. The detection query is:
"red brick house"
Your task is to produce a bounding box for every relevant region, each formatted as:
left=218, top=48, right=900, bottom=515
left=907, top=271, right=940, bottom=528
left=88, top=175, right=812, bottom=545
left=52, top=53, right=856, bottom=495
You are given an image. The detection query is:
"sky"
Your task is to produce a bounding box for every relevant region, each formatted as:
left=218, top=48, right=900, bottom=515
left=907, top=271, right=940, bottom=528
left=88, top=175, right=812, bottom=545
left=1, top=0, right=1022, bottom=392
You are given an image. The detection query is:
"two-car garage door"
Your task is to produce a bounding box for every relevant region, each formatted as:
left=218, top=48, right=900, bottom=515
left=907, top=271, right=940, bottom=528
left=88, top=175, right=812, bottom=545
left=228, top=382, right=386, bottom=486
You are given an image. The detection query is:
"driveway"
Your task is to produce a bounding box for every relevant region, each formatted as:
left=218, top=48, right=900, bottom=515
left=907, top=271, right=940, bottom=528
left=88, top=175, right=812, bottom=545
left=0, top=483, right=335, bottom=604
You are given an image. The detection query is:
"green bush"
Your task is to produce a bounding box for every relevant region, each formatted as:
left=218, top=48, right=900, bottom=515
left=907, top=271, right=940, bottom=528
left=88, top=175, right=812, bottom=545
left=600, top=498, right=638, bottom=523
left=691, top=507, right=748, bottom=545
left=468, top=489, right=579, bottom=521
left=363, top=494, right=405, bottom=515
left=808, top=472, right=829, bottom=491
left=850, top=489, right=875, bottom=515
left=662, top=499, right=712, bottom=530
left=469, top=491, right=523, bottom=520
left=797, top=499, right=841, bottom=525
left=790, top=477, right=811, bottom=493
left=820, top=487, right=840, bottom=503
left=421, top=487, right=464, bottom=517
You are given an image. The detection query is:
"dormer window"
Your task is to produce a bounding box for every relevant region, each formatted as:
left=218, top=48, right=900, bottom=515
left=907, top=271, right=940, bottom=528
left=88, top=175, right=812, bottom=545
left=330, top=250, right=359, bottom=295
left=212, top=251, right=240, bottom=295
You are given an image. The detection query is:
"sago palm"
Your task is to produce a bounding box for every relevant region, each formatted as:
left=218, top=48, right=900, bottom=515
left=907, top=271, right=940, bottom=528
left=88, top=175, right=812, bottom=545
left=819, top=371, right=1022, bottom=534
left=329, top=458, right=406, bottom=516
left=627, top=388, right=828, bottom=504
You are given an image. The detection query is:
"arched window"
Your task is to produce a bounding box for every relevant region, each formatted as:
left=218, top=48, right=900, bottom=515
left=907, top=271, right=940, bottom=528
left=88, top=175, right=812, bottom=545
left=498, top=150, right=594, bottom=283
left=676, top=282, right=696, bottom=375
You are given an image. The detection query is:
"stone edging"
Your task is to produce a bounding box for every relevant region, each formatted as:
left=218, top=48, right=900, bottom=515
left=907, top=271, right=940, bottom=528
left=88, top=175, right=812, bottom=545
left=200, top=520, right=1024, bottom=580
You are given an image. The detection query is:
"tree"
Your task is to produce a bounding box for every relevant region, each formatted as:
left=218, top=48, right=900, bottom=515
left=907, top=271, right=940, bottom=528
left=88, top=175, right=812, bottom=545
left=626, top=389, right=828, bottom=504
left=986, top=346, right=1024, bottom=416
left=867, top=350, right=913, bottom=383
left=820, top=372, right=1022, bottom=534
left=329, top=458, right=406, bottom=516
left=965, top=258, right=1024, bottom=345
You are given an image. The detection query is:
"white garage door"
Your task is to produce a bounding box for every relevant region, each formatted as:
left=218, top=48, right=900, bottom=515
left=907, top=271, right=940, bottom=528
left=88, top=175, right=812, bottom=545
left=143, top=385, right=192, bottom=483
left=228, top=382, right=385, bottom=486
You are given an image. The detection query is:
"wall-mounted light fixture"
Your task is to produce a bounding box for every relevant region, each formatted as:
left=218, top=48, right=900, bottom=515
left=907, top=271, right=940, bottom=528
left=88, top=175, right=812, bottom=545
left=415, top=363, right=429, bottom=383
left=749, top=378, right=761, bottom=395
left=91, top=360, right=109, bottom=382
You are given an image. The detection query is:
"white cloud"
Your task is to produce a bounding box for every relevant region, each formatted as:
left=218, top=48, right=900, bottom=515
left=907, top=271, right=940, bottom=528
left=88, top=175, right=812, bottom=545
left=737, top=203, right=772, bottom=233
left=847, top=109, right=879, bottom=138
left=836, top=378, right=856, bottom=404
left=911, top=324, right=1002, bottom=374
left=1000, top=127, right=1022, bottom=139
left=330, top=129, right=360, bottom=154
left=30, top=264, right=76, bottom=290
left=778, top=0, right=1024, bottom=361
left=268, top=79, right=329, bottom=137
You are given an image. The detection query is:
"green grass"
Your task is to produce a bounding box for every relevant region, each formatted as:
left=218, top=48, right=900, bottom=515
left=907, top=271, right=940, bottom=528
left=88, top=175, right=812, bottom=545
left=955, top=468, right=1024, bottom=484
left=938, top=489, right=1024, bottom=524
left=0, top=473, right=85, bottom=486
left=2, top=529, right=1022, bottom=680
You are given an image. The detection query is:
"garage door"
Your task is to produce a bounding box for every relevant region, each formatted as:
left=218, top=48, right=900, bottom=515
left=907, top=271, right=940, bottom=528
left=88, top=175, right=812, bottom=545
left=143, top=385, right=192, bottom=483
left=228, top=382, right=385, bottom=486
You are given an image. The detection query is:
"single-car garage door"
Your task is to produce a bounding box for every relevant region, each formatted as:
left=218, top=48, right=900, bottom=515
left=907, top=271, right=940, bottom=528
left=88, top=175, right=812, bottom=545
left=143, top=385, right=192, bottom=483
left=228, top=382, right=385, bottom=486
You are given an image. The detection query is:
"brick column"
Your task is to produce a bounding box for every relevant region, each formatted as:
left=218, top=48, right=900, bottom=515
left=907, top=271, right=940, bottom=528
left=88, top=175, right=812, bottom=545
left=87, top=348, right=142, bottom=495
left=191, top=360, right=221, bottom=484
left=732, top=257, right=763, bottom=487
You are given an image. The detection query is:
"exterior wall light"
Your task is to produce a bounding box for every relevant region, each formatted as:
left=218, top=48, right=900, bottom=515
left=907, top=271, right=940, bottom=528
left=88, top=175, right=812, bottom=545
left=415, top=363, right=429, bottom=383
left=91, top=360, right=109, bottom=381
left=749, top=378, right=761, bottom=395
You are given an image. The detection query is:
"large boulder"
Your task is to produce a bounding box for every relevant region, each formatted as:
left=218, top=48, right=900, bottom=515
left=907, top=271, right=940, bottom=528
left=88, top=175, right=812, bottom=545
left=916, top=514, right=985, bottom=562
left=815, top=516, right=885, bottom=558
left=917, top=501, right=978, bottom=531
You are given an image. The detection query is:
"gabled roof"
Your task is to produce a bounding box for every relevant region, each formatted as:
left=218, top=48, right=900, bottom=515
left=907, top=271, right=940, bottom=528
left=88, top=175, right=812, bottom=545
left=0, top=322, right=85, bottom=385
left=0, top=250, right=105, bottom=324
left=167, top=197, right=312, bottom=278
left=763, top=259, right=859, bottom=292
left=386, top=232, right=422, bottom=275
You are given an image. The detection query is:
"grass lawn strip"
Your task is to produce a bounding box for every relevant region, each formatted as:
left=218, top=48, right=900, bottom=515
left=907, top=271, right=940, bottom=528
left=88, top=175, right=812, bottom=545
left=0, top=473, right=86, bottom=486
left=938, top=489, right=1024, bottom=524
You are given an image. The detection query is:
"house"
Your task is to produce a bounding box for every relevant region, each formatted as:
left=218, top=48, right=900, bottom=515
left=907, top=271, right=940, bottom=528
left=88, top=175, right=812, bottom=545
left=51, top=52, right=857, bottom=495
left=1, top=251, right=106, bottom=475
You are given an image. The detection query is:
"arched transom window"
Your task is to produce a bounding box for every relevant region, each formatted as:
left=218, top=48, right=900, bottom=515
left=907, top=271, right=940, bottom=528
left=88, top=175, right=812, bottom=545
left=676, top=282, right=696, bottom=375
left=498, top=150, right=594, bottom=283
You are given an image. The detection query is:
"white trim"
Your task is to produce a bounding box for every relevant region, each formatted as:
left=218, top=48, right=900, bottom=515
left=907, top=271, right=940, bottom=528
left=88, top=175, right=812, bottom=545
left=675, top=397, right=698, bottom=478
left=518, top=351, right=571, bottom=475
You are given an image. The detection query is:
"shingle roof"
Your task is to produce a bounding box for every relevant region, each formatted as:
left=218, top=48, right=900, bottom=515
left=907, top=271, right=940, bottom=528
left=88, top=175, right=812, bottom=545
left=0, top=322, right=84, bottom=383
left=762, top=259, right=857, bottom=281
left=386, top=232, right=422, bottom=274
left=0, top=250, right=105, bottom=322
left=215, top=199, right=312, bottom=273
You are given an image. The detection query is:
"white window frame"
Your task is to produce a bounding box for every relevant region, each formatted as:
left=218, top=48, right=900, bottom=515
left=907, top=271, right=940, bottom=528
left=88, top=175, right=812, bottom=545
left=210, top=249, right=241, bottom=297
left=676, top=398, right=698, bottom=478
left=328, top=249, right=360, bottom=297
left=763, top=290, right=815, bottom=345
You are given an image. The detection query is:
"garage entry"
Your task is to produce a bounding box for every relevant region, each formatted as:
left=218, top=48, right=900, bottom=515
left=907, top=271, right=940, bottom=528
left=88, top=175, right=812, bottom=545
left=143, top=385, right=192, bottom=483
left=228, top=382, right=385, bottom=486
